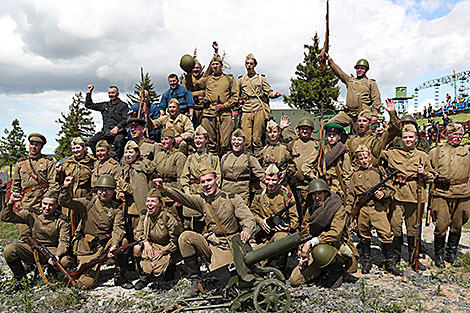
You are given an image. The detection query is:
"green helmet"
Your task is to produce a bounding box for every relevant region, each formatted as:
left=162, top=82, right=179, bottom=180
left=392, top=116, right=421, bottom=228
left=311, top=244, right=337, bottom=268
left=401, top=114, right=417, bottom=127
left=95, top=174, right=116, bottom=189
left=308, top=179, right=329, bottom=194
left=354, top=59, right=369, bottom=69
left=180, top=54, right=196, bottom=73
left=297, top=117, right=315, bottom=129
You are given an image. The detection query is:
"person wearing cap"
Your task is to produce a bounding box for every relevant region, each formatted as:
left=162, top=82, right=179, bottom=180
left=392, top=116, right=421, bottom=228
left=85, top=84, right=129, bottom=161
left=345, top=98, right=400, bottom=167
left=184, top=41, right=239, bottom=154
left=59, top=174, right=130, bottom=289
left=12, top=133, right=59, bottom=240
left=250, top=164, right=298, bottom=274
left=325, top=53, right=381, bottom=127
left=379, top=124, right=434, bottom=270
left=128, top=89, right=164, bottom=142
left=1, top=190, right=70, bottom=290
left=344, top=145, right=402, bottom=276
left=132, top=188, right=181, bottom=290
left=290, top=179, right=358, bottom=288
left=182, top=60, right=210, bottom=127
left=153, top=165, right=256, bottom=297
left=302, top=123, right=352, bottom=197
left=179, top=125, right=221, bottom=232
left=127, top=117, right=160, bottom=162
left=429, top=123, right=469, bottom=268
left=238, top=53, right=283, bottom=153
left=91, top=139, right=122, bottom=188
left=390, top=114, right=430, bottom=152
left=159, top=73, right=194, bottom=118
left=147, top=98, right=194, bottom=155
left=220, top=128, right=265, bottom=204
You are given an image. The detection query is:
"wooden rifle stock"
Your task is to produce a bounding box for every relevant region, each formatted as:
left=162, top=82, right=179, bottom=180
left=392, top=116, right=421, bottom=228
left=319, top=0, right=329, bottom=71
left=412, top=171, right=424, bottom=271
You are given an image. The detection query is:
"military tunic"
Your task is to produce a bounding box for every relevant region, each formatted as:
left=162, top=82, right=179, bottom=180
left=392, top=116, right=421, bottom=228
left=182, top=72, right=206, bottom=127
left=137, top=137, right=161, bottom=162
left=91, top=156, right=122, bottom=188
left=256, top=141, right=297, bottom=186
left=391, top=135, right=430, bottom=152
left=150, top=113, right=194, bottom=154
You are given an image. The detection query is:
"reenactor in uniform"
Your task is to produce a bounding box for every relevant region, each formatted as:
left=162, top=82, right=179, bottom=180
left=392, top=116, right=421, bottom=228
left=153, top=165, right=256, bottom=297
left=59, top=175, right=131, bottom=289
left=344, top=145, right=402, bottom=276
left=182, top=60, right=210, bottom=127
left=147, top=98, right=194, bottom=155
left=325, top=53, right=381, bottom=127
left=220, top=129, right=265, bottom=204
left=429, top=123, right=470, bottom=267
left=159, top=74, right=195, bottom=118
left=91, top=140, right=122, bottom=188
left=391, top=114, right=430, bottom=152
left=12, top=133, right=58, bottom=240
left=238, top=53, right=282, bottom=153
left=380, top=124, right=434, bottom=269
left=290, top=179, right=358, bottom=288
left=250, top=164, right=298, bottom=273
left=132, top=188, right=181, bottom=290
left=2, top=190, right=70, bottom=290
left=127, top=117, right=160, bottom=162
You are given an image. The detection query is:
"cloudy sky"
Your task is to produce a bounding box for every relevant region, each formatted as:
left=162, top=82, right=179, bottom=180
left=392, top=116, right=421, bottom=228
left=0, top=0, right=469, bottom=153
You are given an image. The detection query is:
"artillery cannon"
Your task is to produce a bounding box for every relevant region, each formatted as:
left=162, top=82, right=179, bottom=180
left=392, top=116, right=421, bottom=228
left=179, top=231, right=311, bottom=313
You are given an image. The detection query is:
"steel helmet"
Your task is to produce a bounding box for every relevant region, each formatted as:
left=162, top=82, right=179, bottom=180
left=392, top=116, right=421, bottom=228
left=400, top=114, right=418, bottom=127
left=308, top=179, right=329, bottom=194
left=297, top=117, right=315, bottom=129
left=95, top=174, right=116, bottom=189
left=312, top=244, right=338, bottom=268
left=180, top=54, right=196, bottom=73
left=354, top=59, right=369, bottom=70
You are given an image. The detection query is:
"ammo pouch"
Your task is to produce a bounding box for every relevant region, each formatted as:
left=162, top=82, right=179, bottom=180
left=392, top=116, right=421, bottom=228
left=434, top=177, right=451, bottom=191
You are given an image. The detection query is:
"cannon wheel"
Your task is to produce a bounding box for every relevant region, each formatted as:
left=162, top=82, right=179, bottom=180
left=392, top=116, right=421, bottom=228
left=229, top=291, right=255, bottom=313
left=260, top=266, right=285, bottom=281
left=253, top=279, right=291, bottom=313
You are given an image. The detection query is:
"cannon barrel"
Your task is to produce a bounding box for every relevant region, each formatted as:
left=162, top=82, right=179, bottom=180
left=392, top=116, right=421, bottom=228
left=244, top=231, right=311, bottom=265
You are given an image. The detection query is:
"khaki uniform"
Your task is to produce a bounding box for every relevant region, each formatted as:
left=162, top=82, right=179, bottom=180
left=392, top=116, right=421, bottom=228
left=256, top=141, right=297, bottom=186
left=328, top=60, right=381, bottom=127
left=238, top=73, right=276, bottom=151
left=134, top=209, right=181, bottom=277
left=344, top=167, right=393, bottom=243
left=220, top=151, right=265, bottom=203
left=183, top=72, right=206, bottom=127
left=391, top=136, right=430, bottom=153
left=429, top=143, right=470, bottom=236
left=164, top=188, right=256, bottom=271
left=185, top=72, right=239, bottom=152
left=137, top=137, right=161, bottom=162
left=91, top=157, right=122, bottom=188
left=150, top=113, right=194, bottom=154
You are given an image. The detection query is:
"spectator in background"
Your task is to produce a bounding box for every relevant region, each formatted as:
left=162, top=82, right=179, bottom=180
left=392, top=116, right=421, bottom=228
left=426, top=118, right=434, bottom=145
left=443, top=112, right=452, bottom=128
left=446, top=93, right=451, bottom=105
left=451, top=102, right=457, bottom=115
left=435, top=122, right=441, bottom=143
left=427, top=103, right=433, bottom=117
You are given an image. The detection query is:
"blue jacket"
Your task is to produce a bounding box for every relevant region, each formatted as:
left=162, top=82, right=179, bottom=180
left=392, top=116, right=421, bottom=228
left=160, top=85, right=194, bottom=114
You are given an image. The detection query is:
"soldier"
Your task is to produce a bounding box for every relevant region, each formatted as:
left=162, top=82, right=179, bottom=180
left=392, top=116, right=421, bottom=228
left=345, top=145, right=402, bottom=276
left=127, top=117, right=160, bottom=162
left=429, top=123, right=469, bottom=267
left=179, top=125, right=221, bottom=231
left=1, top=190, right=70, bottom=290
left=238, top=53, right=282, bottom=153
left=160, top=73, right=195, bottom=118
left=325, top=53, right=381, bottom=127
left=85, top=84, right=129, bottom=160
left=250, top=164, right=298, bottom=273
left=182, top=60, right=209, bottom=127
left=128, top=89, right=164, bottom=142
left=147, top=98, right=194, bottom=155
left=290, top=179, right=358, bottom=288
left=59, top=175, right=131, bottom=289
left=132, top=188, right=181, bottom=290
left=91, top=140, right=122, bottom=188
left=380, top=124, right=434, bottom=269
left=220, top=128, right=265, bottom=204
left=153, top=165, right=256, bottom=297
left=391, top=114, right=431, bottom=152
left=12, top=133, right=58, bottom=240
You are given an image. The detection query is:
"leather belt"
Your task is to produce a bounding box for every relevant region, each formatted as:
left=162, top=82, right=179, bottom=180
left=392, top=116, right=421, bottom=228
left=223, top=176, right=250, bottom=182
left=189, top=179, right=200, bottom=184
left=23, top=182, right=49, bottom=194
left=161, top=178, right=177, bottom=183
left=451, top=178, right=469, bottom=185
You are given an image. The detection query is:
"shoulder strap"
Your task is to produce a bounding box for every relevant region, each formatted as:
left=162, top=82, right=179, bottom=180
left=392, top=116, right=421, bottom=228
left=206, top=202, right=228, bottom=234
left=246, top=76, right=264, bottom=106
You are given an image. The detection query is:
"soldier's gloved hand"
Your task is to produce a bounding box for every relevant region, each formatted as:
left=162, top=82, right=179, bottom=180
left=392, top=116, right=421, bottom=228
left=240, top=231, right=250, bottom=244
left=260, top=219, right=271, bottom=234
left=63, top=176, right=74, bottom=188
left=88, top=84, right=94, bottom=93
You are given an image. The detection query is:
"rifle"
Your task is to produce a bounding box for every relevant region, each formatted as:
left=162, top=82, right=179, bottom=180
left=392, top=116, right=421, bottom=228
left=317, top=101, right=326, bottom=177
left=216, top=96, right=223, bottom=156
left=138, top=67, right=148, bottom=119
left=69, top=240, right=140, bottom=280
left=254, top=203, right=293, bottom=242
left=319, top=0, right=329, bottom=71
left=425, top=183, right=433, bottom=227
left=411, top=163, right=425, bottom=271
left=350, top=170, right=399, bottom=221
left=27, top=236, right=80, bottom=291
left=276, top=153, right=300, bottom=169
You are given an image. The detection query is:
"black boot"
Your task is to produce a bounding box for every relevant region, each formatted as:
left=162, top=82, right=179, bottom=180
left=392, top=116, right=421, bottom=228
left=134, top=274, right=153, bottom=290
left=180, top=254, right=201, bottom=297
left=392, top=236, right=403, bottom=265
left=7, top=260, right=27, bottom=291
left=407, top=236, right=426, bottom=271
left=114, top=254, right=134, bottom=289
left=434, top=235, right=446, bottom=268
left=445, top=232, right=461, bottom=266
left=382, top=243, right=403, bottom=276
left=361, top=239, right=372, bottom=274
left=135, top=256, right=143, bottom=276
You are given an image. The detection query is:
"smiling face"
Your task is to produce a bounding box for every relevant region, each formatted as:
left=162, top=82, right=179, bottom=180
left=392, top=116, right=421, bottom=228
left=356, top=151, right=371, bottom=169
left=194, top=134, right=208, bottom=149
left=72, top=143, right=86, bottom=160
left=447, top=129, right=464, bottom=147
left=96, top=187, right=114, bottom=202
left=245, top=59, right=256, bottom=74
left=130, top=125, right=145, bottom=140
left=298, top=126, right=313, bottom=140
left=168, top=102, right=179, bottom=117
left=192, top=62, right=202, bottom=77
left=124, top=148, right=139, bottom=164
left=96, top=146, right=110, bottom=161
left=200, top=173, right=219, bottom=195
left=108, top=87, right=119, bottom=102
left=146, top=196, right=162, bottom=216
left=312, top=191, right=327, bottom=206
left=267, top=127, right=280, bottom=143
left=231, top=136, right=245, bottom=152
left=211, top=61, right=222, bottom=75
left=168, top=76, right=178, bottom=90
left=355, top=65, right=367, bottom=78
left=402, top=131, right=417, bottom=150
left=264, top=174, right=280, bottom=193
left=29, top=141, right=43, bottom=157
left=326, top=131, right=340, bottom=146
left=41, top=197, right=58, bottom=217
left=161, top=136, right=174, bottom=150
left=357, top=116, right=370, bottom=134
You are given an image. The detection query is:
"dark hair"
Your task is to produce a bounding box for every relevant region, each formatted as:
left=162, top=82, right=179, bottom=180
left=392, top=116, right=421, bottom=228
left=108, top=85, right=119, bottom=92
left=168, top=73, right=179, bottom=81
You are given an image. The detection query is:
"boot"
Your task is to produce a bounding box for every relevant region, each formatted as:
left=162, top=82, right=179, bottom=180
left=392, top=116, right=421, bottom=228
left=7, top=260, right=27, bottom=291
left=114, top=254, right=134, bottom=289
left=407, top=236, right=426, bottom=270
left=392, top=236, right=403, bottom=265
left=445, top=233, right=461, bottom=266
left=181, top=254, right=201, bottom=297
left=135, top=256, right=143, bottom=276
left=134, top=274, right=153, bottom=290
left=434, top=235, right=446, bottom=268
left=361, top=239, right=372, bottom=274
left=382, top=243, right=403, bottom=276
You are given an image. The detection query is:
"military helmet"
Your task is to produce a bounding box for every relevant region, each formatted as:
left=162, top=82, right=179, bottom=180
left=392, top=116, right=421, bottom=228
left=297, top=117, right=315, bottom=129
left=400, top=114, right=417, bottom=127
left=354, top=59, right=370, bottom=69
left=180, top=54, right=196, bottom=73
left=308, top=179, right=329, bottom=194
left=95, top=174, right=116, bottom=189
left=312, top=244, right=338, bottom=268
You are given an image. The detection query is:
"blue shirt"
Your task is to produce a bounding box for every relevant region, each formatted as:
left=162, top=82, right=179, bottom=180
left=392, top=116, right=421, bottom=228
left=160, top=85, right=194, bottom=114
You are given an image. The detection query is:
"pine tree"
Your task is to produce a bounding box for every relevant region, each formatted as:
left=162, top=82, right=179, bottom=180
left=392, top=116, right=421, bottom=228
left=126, top=72, right=160, bottom=105
left=0, top=119, right=27, bottom=175
left=284, top=33, right=340, bottom=112
left=55, top=92, right=95, bottom=160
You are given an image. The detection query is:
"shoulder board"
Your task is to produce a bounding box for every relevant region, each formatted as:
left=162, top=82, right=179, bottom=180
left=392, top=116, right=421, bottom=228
left=388, top=146, right=404, bottom=151
left=416, top=147, right=427, bottom=153
left=42, top=155, right=54, bottom=160
left=370, top=79, right=376, bottom=81
left=56, top=212, right=70, bottom=222
left=255, top=189, right=263, bottom=194
left=228, top=193, right=236, bottom=199
left=238, top=75, right=243, bottom=79
left=261, top=74, right=266, bottom=77
left=109, top=158, right=118, bottom=164
left=220, top=192, right=227, bottom=198
left=85, top=194, right=93, bottom=201
left=226, top=74, right=234, bottom=77
left=145, top=139, right=155, bottom=144
left=18, top=156, right=28, bottom=162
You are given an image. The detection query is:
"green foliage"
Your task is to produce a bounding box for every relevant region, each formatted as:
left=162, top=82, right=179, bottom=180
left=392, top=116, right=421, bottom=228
left=284, top=33, right=340, bottom=111
left=54, top=92, right=95, bottom=160
left=126, top=72, right=160, bottom=106
left=0, top=119, right=27, bottom=171
left=0, top=221, right=20, bottom=239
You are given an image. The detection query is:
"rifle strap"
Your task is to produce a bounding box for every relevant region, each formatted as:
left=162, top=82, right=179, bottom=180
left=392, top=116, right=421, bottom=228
left=33, top=250, right=57, bottom=286
left=22, top=158, right=47, bottom=193
left=205, top=202, right=233, bottom=255
left=334, top=164, right=347, bottom=195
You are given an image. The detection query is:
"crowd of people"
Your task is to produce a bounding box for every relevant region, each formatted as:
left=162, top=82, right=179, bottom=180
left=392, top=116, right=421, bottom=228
left=1, top=42, right=469, bottom=298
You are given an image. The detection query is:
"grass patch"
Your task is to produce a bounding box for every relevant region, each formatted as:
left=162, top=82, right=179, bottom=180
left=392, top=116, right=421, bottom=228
left=416, top=112, right=470, bottom=126
left=0, top=221, right=19, bottom=240
left=464, top=220, right=470, bottom=229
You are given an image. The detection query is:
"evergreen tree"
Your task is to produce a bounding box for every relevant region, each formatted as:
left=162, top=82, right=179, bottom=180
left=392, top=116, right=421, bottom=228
left=126, top=72, right=160, bottom=105
left=55, top=92, right=95, bottom=160
left=0, top=119, right=27, bottom=175
left=284, top=33, right=340, bottom=112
